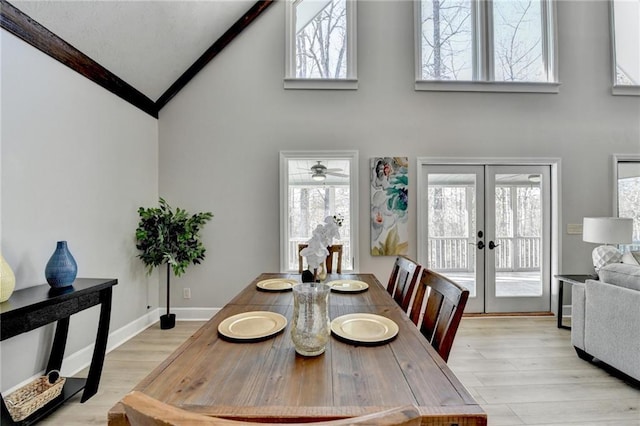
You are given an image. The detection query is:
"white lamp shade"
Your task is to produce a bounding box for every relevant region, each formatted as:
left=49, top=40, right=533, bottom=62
left=583, top=217, right=633, bottom=244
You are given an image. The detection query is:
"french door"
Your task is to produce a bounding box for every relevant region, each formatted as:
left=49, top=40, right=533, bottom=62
left=422, top=164, right=551, bottom=313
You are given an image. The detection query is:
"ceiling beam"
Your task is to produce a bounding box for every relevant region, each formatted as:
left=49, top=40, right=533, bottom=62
left=0, top=0, right=158, bottom=118
left=155, top=0, right=276, bottom=112
left=1, top=0, right=275, bottom=118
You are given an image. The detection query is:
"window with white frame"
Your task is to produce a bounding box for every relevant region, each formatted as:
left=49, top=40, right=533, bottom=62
left=415, top=0, right=559, bottom=92
left=611, top=0, right=640, bottom=95
left=280, top=151, right=358, bottom=272
left=285, top=0, right=357, bottom=89
left=615, top=156, right=640, bottom=251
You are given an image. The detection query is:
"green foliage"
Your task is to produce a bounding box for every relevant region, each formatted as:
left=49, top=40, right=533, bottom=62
left=135, top=198, right=213, bottom=277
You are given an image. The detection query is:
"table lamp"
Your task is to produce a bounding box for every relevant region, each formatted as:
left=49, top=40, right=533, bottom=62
left=583, top=217, right=633, bottom=274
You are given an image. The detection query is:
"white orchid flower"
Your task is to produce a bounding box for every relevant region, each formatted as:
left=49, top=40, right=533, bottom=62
left=302, top=216, right=341, bottom=270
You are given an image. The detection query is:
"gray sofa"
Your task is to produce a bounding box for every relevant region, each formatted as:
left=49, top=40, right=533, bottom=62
left=571, top=262, right=640, bottom=381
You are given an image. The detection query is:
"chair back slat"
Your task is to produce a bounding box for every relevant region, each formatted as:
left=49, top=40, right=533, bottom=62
left=387, top=256, right=421, bottom=312
left=420, top=290, right=441, bottom=341
left=410, top=269, right=469, bottom=362
left=392, top=269, right=409, bottom=303
left=431, top=297, right=456, bottom=353
left=325, top=245, right=343, bottom=274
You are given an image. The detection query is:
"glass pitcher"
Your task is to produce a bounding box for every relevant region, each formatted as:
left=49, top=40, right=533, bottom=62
left=291, top=282, right=331, bottom=356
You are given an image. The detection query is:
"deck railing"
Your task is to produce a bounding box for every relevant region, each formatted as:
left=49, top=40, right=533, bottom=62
left=427, top=236, right=540, bottom=272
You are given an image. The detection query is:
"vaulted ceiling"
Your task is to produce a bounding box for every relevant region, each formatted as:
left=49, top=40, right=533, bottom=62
left=2, top=0, right=274, bottom=117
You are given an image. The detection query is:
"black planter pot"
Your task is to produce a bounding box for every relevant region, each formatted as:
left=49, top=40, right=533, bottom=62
left=160, top=313, right=176, bottom=330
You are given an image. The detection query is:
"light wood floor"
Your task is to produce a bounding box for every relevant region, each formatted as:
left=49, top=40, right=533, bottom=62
left=448, top=317, right=640, bottom=425
left=38, top=317, right=639, bottom=426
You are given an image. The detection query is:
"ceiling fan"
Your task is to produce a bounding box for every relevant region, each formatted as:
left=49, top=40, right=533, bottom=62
left=307, top=161, right=348, bottom=181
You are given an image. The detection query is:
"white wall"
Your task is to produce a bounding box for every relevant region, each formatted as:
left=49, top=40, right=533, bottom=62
left=158, top=0, right=640, bottom=308
left=1, top=31, right=158, bottom=390
left=1, top=0, right=639, bottom=392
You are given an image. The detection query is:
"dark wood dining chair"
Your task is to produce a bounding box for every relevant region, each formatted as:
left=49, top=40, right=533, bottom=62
left=409, top=269, right=469, bottom=362
left=298, top=244, right=343, bottom=274
left=325, top=244, right=343, bottom=273
left=122, top=391, right=422, bottom=426
left=386, top=256, right=421, bottom=313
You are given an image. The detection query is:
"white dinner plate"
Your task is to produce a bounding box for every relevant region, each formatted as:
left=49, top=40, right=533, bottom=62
left=330, top=313, right=398, bottom=345
left=256, top=278, right=297, bottom=292
left=326, top=280, right=369, bottom=293
left=218, top=311, right=287, bottom=342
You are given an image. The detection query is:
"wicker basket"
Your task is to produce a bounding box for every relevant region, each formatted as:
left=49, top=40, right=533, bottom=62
left=4, top=371, right=65, bottom=422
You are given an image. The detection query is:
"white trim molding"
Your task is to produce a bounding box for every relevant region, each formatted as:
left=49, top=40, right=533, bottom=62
left=612, top=153, right=640, bottom=217
left=284, top=0, right=358, bottom=90
left=610, top=1, right=640, bottom=96
left=415, top=81, right=561, bottom=93
left=60, top=308, right=160, bottom=378
left=416, top=157, right=562, bottom=314
left=171, top=307, right=219, bottom=321
left=415, top=0, right=559, bottom=92
left=279, top=150, right=359, bottom=273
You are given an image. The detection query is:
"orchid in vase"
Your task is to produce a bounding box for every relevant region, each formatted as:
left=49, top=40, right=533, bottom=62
left=300, top=215, right=342, bottom=281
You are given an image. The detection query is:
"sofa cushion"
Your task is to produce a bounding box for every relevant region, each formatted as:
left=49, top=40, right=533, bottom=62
left=598, top=262, right=640, bottom=291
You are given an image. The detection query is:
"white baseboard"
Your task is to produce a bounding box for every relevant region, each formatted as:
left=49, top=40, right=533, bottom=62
left=3, top=307, right=218, bottom=395
left=60, top=308, right=161, bottom=378
left=171, top=307, right=219, bottom=321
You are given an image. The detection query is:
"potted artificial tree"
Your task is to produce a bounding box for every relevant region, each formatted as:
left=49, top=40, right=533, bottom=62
left=136, top=198, right=213, bottom=329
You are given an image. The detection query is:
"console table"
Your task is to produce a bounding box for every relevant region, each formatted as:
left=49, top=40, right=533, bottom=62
left=1, top=278, right=117, bottom=425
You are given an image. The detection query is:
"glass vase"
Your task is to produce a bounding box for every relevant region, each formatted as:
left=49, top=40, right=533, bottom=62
left=291, top=282, right=330, bottom=356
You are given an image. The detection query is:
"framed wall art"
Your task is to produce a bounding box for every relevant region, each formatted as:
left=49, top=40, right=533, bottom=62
left=370, top=157, right=408, bottom=256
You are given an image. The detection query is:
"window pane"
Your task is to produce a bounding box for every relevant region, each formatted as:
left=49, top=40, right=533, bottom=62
left=493, top=0, right=545, bottom=82
left=613, top=0, right=640, bottom=86
left=426, top=175, right=477, bottom=298
left=420, top=0, right=473, bottom=80
left=618, top=161, right=640, bottom=250
left=295, top=0, right=347, bottom=79
left=286, top=159, right=352, bottom=271
left=428, top=186, right=472, bottom=238
left=517, top=186, right=541, bottom=237
left=495, top=186, right=513, bottom=238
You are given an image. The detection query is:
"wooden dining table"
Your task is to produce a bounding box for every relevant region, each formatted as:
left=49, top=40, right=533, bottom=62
left=108, top=273, right=487, bottom=425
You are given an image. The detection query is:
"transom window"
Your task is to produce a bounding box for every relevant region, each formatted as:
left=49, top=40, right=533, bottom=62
left=611, top=0, right=640, bottom=95
left=285, top=0, right=358, bottom=89
left=415, top=0, right=559, bottom=93
left=280, top=151, right=358, bottom=272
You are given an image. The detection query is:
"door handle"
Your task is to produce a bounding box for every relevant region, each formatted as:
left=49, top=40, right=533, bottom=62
left=469, top=241, right=485, bottom=250
left=488, top=241, right=500, bottom=250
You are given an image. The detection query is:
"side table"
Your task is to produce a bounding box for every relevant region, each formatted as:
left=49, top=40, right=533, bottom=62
left=0, top=278, right=117, bottom=425
left=554, top=274, right=595, bottom=329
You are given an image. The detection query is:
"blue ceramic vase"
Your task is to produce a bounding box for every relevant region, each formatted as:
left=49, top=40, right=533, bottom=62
left=45, top=241, right=77, bottom=288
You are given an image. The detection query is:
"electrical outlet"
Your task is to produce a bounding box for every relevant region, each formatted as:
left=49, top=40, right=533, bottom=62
left=183, top=288, right=191, bottom=299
